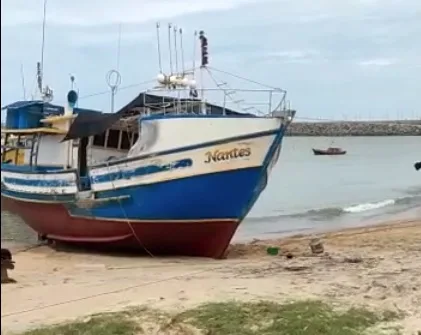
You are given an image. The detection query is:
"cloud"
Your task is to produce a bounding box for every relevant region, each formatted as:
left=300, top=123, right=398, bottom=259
left=264, top=50, right=322, bottom=63
left=358, top=58, right=397, bottom=67
left=1, top=0, right=420, bottom=119
left=1, top=0, right=262, bottom=27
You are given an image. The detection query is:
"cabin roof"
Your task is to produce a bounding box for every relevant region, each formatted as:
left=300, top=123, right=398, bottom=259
left=2, top=100, right=101, bottom=115
left=2, top=101, right=63, bottom=114
left=62, top=92, right=255, bottom=141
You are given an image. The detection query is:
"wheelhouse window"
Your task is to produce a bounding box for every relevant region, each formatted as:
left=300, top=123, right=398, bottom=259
left=93, top=131, right=106, bottom=147
left=120, top=131, right=132, bottom=150
left=91, top=129, right=138, bottom=151
left=106, top=129, right=120, bottom=149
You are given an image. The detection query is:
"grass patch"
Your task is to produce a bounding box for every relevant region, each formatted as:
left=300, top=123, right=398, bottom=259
left=178, top=300, right=398, bottom=335
left=20, top=310, right=140, bottom=335
left=17, top=300, right=399, bottom=335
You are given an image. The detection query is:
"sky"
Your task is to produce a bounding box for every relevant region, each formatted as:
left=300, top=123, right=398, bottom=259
left=1, top=0, right=421, bottom=121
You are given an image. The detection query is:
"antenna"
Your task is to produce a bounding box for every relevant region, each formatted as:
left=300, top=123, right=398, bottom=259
left=69, top=74, right=75, bottom=90
left=106, top=70, right=122, bottom=113
left=36, top=62, right=43, bottom=95
left=192, top=30, right=198, bottom=71
left=20, top=64, right=27, bottom=100
left=179, top=28, right=185, bottom=75
left=116, top=23, right=122, bottom=71
left=156, top=23, right=163, bottom=73
left=39, top=0, right=48, bottom=95
left=173, top=25, right=179, bottom=74
left=168, top=23, right=173, bottom=74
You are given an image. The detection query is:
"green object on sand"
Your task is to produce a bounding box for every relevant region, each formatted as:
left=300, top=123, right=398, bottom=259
left=266, top=247, right=279, bottom=256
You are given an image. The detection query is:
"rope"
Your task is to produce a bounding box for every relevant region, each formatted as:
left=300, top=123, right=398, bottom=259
left=0, top=255, right=286, bottom=318
left=2, top=242, right=46, bottom=256
left=104, top=162, right=155, bottom=258
left=0, top=264, right=226, bottom=318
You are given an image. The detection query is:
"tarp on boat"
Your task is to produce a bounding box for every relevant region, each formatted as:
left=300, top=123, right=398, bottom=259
left=62, top=92, right=255, bottom=141
left=62, top=110, right=124, bottom=142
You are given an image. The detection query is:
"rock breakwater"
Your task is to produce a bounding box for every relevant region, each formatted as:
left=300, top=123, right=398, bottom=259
left=287, top=120, right=421, bottom=136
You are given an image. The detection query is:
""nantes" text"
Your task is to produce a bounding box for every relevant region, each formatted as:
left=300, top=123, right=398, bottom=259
left=204, top=147, right=251, bottom=163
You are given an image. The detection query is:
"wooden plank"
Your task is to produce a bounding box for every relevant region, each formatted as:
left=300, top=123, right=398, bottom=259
left=1, top=127, right=67, bottom=135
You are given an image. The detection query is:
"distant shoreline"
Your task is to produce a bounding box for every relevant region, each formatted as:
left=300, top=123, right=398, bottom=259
left=286, top=120, right=421, bottom=136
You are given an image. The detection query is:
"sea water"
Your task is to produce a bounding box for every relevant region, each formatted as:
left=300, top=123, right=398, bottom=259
left=1, top=136, right=420, bottom=245
left=237, top=136, right=421, bottom=240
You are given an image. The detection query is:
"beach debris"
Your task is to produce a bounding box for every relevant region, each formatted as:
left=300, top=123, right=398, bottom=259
left=1, top=248, right=16, bottom=284
left=309, top=238, right=324, bottom=255
left=266, top=246, right=279, bottom=256
left=285, top=252, right=294, bottom=260
left=343, top=256, right=363, bottom=264
left=284, top=265, right=311, bottom=272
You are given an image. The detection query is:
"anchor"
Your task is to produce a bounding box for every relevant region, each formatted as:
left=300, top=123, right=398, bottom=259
left=1, top=248, right=16, bottom=284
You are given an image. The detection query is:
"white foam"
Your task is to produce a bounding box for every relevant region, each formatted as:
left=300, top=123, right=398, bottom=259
left=343, top=199, right=395, bottom=213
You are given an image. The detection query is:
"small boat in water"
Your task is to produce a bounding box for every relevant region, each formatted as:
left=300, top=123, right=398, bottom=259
left=1, top=25, right=296, bottom=258
left=312, top=147, right=346, bottom=156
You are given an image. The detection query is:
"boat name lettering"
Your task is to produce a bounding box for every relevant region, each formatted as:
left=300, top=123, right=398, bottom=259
left=204, top=148, right=251, bottom=163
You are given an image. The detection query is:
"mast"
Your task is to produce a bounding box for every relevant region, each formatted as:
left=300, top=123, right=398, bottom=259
left=199, top=31, right=209, bottom=114
left=40, top=0, right=47, bottom=97
left=20, top=64, right=27, bottom=100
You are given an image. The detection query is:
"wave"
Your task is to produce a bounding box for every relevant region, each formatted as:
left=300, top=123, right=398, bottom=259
left=247, top=194, right=421, bottom=223
left=402, top=185, right=421, bottom=196
left=343, top=199, right=395, bottom=213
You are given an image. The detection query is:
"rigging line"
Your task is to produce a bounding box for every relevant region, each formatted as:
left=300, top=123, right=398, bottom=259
left=77, top=79, right=156, bottom=100
left=205, top=68, right=265, bottom=116
left=208, top=66, right=287, bottom=92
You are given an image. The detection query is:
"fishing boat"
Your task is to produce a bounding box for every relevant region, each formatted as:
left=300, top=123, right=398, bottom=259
left=312, top=147, right=347, bottom=156
left=1, top=25, right=296, bottom=258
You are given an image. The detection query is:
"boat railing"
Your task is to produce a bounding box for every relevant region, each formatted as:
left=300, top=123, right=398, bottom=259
left=143, top=87, right=290, bottom=118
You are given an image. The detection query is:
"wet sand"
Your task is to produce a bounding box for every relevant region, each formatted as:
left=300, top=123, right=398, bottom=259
left=1, top=219, right=420, bottom=334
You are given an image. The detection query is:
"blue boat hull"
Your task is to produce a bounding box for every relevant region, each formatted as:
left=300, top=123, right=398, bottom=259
left=69, top=166, right=267, bottom=220
left=1, top=120, right=286, bottom=257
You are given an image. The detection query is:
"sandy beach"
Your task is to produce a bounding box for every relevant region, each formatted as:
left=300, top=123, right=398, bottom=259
left=1, top=219, right=420, bottom=334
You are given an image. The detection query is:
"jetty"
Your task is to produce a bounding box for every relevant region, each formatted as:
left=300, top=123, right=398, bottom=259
left=287, top=120, right=421, bottom=137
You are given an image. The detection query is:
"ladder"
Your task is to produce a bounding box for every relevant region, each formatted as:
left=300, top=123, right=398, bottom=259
left=29, top=133, right=41, bottom=167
